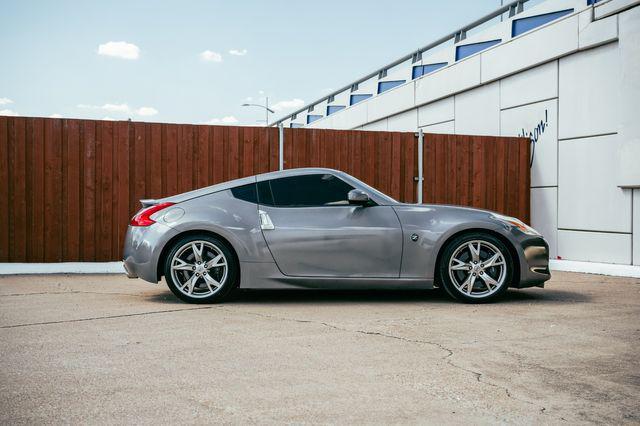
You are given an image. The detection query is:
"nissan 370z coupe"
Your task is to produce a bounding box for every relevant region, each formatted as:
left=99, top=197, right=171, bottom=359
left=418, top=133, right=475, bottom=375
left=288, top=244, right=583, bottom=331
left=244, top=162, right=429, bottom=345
left=123, top=168, right=550, bottom=304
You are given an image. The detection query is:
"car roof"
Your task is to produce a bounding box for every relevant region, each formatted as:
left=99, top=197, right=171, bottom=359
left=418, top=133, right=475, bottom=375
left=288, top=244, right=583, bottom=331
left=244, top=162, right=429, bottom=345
left=255, top=167, right=344, bottom=182
left=156, top=168, right=346, bottom=205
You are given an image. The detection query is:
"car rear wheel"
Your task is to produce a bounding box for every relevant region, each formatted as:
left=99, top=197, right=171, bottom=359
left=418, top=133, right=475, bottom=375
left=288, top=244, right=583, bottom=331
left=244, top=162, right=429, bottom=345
left=438, top=232, right=513, bottom=303
left=163, top=235, right=238, bottom=304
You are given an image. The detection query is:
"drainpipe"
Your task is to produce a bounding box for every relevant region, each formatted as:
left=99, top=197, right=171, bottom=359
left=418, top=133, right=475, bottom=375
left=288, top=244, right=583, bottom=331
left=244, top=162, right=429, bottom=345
left=416, top=128, right=424, bottom=204
left=278, top=123, right=284, bottom=171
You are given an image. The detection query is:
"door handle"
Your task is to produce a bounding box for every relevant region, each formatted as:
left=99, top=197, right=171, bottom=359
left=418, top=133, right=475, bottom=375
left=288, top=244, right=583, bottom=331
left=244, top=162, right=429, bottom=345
left=258, top=210, right=275, bottom=230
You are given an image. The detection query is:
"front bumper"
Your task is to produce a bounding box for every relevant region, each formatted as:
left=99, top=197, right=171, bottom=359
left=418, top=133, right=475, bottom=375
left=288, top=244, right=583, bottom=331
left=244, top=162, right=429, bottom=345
left=515, top=235, right=551, bottom=288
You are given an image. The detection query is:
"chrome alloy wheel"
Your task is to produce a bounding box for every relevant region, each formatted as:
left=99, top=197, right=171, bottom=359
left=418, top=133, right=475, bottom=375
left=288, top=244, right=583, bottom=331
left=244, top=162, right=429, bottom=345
left=448, top=240, right=506, bottom=298
left=170, top=240, right=228, bottom=299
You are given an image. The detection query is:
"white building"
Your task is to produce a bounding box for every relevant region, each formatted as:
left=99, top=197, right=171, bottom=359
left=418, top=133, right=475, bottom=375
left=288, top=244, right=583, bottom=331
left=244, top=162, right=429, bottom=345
left=274, top=0, right=640, bottom=272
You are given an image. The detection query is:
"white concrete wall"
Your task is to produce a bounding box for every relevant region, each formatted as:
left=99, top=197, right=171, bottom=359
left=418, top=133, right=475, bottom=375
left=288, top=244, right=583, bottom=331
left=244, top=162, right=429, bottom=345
left=634, top=189, right=640, bottom=265
left=454, top=82, right=500, bottom=136
left=280, top=0, right=640, bottom=266
left=616, top=5, right=640, bottom=187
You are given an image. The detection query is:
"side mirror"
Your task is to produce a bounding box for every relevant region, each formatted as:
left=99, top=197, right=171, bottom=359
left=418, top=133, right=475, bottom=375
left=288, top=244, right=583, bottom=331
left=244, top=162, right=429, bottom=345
left=348, top=189, right=371, bottom=206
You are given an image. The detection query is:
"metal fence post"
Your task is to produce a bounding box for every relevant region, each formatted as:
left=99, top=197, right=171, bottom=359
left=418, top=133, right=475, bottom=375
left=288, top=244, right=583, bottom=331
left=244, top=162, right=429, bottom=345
left=278, top=123, right=284, bottom=171
left=416, top=129, right=424, bottom=204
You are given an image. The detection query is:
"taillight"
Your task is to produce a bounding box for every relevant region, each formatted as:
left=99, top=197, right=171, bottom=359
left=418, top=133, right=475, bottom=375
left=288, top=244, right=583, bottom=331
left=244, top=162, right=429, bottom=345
left=130, top=202, right=175, bottom=227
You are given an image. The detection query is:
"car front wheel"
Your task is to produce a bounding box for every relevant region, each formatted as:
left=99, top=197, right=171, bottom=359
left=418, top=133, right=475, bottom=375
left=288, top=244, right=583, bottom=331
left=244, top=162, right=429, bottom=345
left=438, top=232, right=514, bottom=303
left=163, top=235, right=238, bottom=304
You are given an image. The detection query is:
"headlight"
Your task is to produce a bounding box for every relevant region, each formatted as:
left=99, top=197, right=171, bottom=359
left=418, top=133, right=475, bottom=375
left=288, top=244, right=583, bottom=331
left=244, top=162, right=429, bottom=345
left=491, top=213, right=540, bottom=236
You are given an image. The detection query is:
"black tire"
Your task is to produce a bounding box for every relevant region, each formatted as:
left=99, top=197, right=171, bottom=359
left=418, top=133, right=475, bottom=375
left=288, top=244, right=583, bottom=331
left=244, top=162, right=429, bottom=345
left=163, top=234, right=238, bottom=304
left=438, top=232, right=514, bottom=303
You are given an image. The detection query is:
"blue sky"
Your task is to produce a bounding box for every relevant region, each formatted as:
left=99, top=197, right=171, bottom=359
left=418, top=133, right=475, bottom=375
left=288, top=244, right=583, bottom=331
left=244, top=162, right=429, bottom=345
left=1, top=0, right=501, bottom=125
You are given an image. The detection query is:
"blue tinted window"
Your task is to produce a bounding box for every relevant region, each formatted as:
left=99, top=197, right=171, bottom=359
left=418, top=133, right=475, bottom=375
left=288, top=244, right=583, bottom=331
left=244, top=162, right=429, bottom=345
left=412, top=62, right=448, bottom=79
left=587, top=0, right=602, bottom=4
left=512, top=9, right=573, bottom=37
left=455, top=39, right=501, bottom=61
left=290, top=123, right=303, bottom=128
left=350, top=94, right=372, bottom=105
left=377, top=80, right=406, bottom=94
left=306, top=115, right=322, bottom=124
left=327, top=105, right=345, bottom=115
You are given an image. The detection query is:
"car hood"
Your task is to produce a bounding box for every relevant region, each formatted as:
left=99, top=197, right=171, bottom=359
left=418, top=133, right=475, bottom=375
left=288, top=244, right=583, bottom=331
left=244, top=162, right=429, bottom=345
left=394, top=202, right=495, bottom=216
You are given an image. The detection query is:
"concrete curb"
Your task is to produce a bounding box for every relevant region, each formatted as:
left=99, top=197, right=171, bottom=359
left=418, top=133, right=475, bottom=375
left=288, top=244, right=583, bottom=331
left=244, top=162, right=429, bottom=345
left=548, top=259, right=640, bottom=279
left=0, top=262, right=125, bottom=275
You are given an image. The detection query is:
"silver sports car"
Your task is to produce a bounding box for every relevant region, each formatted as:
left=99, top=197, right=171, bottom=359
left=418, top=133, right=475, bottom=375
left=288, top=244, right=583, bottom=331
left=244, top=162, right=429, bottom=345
left=123, top=168, right=550, bottom=303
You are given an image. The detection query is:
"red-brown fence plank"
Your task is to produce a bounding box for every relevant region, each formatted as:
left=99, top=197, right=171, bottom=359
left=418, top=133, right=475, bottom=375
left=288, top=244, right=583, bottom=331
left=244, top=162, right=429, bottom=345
left=147, top=123, right=162, bottom=199
left=65, top=119, right=81, bottom=261
left=81, top=120, right=96, bottom=261
left=116, top=121, right=130, bottom=256
left=165, top=124, right=178, bottom=197
left=44, top=118, right=63, bottom=262
left=24, top=119, right=34, bottom=261
left=32, top=119, right=45, bottom=261
left=0, top=117, right=9, bottom=261
left=196, top=126, right=209, bottom=189
left=9, top=118, right=27, bottom=261
left=98, top=121, right=114, bottom=261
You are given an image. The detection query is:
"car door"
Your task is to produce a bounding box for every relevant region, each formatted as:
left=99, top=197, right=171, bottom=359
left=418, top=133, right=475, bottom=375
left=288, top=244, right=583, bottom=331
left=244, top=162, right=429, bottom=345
left=257, top=173, right=402, bottom=278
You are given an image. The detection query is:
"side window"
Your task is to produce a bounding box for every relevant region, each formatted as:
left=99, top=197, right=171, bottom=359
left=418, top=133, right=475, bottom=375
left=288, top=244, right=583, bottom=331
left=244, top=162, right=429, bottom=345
left=230, top=183, right=257, bottom=203
left=262, top=174, right=355, bottom=207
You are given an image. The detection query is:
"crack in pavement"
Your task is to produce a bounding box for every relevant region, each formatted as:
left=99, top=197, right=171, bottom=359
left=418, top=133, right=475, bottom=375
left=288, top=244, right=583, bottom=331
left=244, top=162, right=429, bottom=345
left=0, top=306, right=216, bottom=329
left=231, top=308, right=549, bottom=416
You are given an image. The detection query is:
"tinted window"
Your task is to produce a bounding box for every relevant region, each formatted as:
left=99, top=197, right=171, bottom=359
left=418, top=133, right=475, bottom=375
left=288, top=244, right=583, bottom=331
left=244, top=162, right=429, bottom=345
left=511, top=9, right=573, bottom=37
left=350, top=94, right=372, bottom=105
left=455, top=39, right=502, bottom=61
left=412, top=62, right=448, bottom=79
left=231, top=183, right=257, bottom=203
left=264, top=174, right=355, bottom=207
left=377, top=80, right=406, bottom=94
left=307, top=114, right=323, bottom=124
left=327, top=105, right=345, bottom=115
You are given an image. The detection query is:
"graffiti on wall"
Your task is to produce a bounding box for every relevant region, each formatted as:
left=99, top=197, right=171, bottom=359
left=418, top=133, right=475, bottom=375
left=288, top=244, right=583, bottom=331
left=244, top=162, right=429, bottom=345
left=517, top=109, right=549, bottom=167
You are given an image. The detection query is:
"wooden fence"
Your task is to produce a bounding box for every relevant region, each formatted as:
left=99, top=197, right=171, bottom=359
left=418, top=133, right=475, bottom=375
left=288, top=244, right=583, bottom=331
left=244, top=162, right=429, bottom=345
left=422, top=133, right=530, bottom=222
left=0, top=117, right=529, bottom=262
left=284, top=128, right=417, bottom=203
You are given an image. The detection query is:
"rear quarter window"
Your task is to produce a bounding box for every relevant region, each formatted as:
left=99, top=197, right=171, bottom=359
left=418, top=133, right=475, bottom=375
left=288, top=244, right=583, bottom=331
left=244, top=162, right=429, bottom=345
left=230, top=184, right=257, bottom=204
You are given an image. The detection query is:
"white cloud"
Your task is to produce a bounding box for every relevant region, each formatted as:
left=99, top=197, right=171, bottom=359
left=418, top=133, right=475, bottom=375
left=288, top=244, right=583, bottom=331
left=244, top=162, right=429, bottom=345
left=102, top=116, right=116, bottom=121
left=135, top=106, right=158, bottom=116
left=49, top=113, right=63, bottom=118
left=0, top=97, right=13, bottom=105
left=271, top=98, right=305, bottom=112
left=78, top=102, right=157, bottom=118
left=78, top=103, right=130, bottom=113
left=200, top=50, right=222, bottom=62
left=245, top=96, right=253, bottom=102
left=97, top=41, right=140, bottom=60
left=229, top=49, right=247, bottom=56
left=201, top=116, right=239, bottom=125
left=0, top=109, right=18, bottom=116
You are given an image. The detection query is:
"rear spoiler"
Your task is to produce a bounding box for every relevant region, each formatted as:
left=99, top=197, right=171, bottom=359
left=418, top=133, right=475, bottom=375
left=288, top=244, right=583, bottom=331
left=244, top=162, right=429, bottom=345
left=140, top=199, right=158, bottom=208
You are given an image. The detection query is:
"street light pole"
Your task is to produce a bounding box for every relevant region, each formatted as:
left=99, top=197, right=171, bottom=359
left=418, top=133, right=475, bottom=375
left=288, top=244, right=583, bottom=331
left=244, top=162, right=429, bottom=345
left=241, top=98, right=275, bottom=126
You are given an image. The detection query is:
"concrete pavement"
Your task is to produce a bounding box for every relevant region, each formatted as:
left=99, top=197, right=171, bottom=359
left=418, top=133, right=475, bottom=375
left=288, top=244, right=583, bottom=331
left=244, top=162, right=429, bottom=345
left=1, top=272, right=639, bottom=424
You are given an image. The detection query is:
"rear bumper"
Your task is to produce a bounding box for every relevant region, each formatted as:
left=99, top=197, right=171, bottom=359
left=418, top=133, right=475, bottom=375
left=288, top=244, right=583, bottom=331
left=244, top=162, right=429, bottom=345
left=122, top=222, right=179, bottom=283
left=123, top=260, right=137, bottom=279
left=515, top=236, right=551, bottom=288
